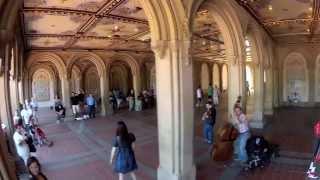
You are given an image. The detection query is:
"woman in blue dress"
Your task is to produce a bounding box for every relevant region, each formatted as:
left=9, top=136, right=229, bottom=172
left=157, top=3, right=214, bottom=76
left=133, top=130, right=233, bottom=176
left=110, top=121, right=138, bottom=180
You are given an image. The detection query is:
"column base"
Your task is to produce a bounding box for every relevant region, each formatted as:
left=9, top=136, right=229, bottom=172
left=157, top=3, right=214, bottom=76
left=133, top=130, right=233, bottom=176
left=264, top=108, right=273, bottom=115
left=157, top=165, right=196, bottom=180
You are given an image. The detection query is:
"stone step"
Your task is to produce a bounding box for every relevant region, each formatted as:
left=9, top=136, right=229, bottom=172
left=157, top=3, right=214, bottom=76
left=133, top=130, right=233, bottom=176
left=272, top=150, right=312, bottom=167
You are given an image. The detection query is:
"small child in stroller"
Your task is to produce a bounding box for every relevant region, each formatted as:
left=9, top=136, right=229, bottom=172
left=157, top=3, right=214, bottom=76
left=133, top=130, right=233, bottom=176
left=245, top=136, right=273, bottom=170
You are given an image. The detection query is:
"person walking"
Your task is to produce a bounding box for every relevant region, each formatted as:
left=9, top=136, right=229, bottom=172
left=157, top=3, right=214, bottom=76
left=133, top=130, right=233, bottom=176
left=202, top=108, right=216, bottom=144
left=86, top=94, right=96, bottom=118
left=196, top=86, right=203, bottom=107
left=233, top=106, right=250, bottom=165
left=208, top=83, right=213, bottom=100
left=213, top=85, right=220, bottom=105
left=110, top=121, right=138, bottom=180
left=21, top=105, right=33, bottom=133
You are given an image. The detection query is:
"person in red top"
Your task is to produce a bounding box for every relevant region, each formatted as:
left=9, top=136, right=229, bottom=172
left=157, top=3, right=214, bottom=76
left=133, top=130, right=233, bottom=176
left=34, top=125, right=53, bottom=147
left=307, top=121, right=320, bottom=178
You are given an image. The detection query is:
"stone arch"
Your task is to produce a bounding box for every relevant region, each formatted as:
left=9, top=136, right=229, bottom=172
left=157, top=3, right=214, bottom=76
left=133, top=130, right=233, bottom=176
left=70, top=65, right=81, bottom=94
left=109, top=63, right=131, bottom=94
left=189, top=0, right=246, bottom=64
left=107, top=53, right=141, bottom=95
left=283, top=52, right=309, bottom=102
left=26, top=52, right=67, bottom=79
left=314, top=54, right=320, bottom=101
left=67, top=53, right=106, bottom=78
left=31, top=68, right=55, bottom=107
left=106, top=53, right=140, bottom=76
left=83, top=66, right=101, bottom=97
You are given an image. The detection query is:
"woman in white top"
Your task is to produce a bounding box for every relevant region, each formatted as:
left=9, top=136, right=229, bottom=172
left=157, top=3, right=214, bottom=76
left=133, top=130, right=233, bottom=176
left=13, top=125, right=30, bottom=165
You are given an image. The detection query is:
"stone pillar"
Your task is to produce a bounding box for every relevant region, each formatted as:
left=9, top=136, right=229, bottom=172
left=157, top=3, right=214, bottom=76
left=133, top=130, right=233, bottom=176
left=152, top=40, right=195, bottom=180
left=264, top=68, right=273, bottom=115
left=250, top=64, right=265, bottom=128
left=100, top=72, right=108, bottom=116
left=133, top=74, right=141, bottom=98
left=61, top=77, right=71, bottom=109
left=227, top=60, right=246, bottom=116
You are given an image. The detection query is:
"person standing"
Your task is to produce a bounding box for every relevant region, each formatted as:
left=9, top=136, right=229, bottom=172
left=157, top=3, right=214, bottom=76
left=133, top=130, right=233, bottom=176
left=13, top=125, right=30, bottom=165
left=30, top=97, right=39, bottom=118
left=208, top=83, right=213, bottom=100
left=20, top=105, right=33, bottom=132
left=213, top=85, right=220, bottom=105
left=196, top=86, right=203, bottom=107
left=110, top=121, right=137, bottom=180
left=233, top=106, right=250, bottom=165
left=202, top=109, right=215, bottom=144
left=71, top=93, right=80, bottom=118
left=127, top=89, right=135, bottom=111
left=86, top=94, right=96, bottom=118
left=27, top=156, right=48, bottom=180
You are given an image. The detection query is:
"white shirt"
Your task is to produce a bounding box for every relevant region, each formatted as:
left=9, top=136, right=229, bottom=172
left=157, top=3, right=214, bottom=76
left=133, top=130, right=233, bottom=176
left=13, top=131, right=30, bottom=157
left=196, top=88, right=202, bottom=98
left=237, top=113, right=249, bottom=133
left=21, top=109, right=33, bottom=125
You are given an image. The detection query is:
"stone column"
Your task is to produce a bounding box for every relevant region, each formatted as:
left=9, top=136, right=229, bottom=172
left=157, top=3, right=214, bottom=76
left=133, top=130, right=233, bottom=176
left=133, top=74, right=141, bottom=98
left=227, top=59, right=246, bottom=116
left=152, top=40, right=195, bottom=180
left=250, top=64, right=265, bottom=128
left=264, top=68, right=273, bottom=115
left=100, top=72, right=108, bottom=116
left=61, top=76, right=71, bottom=109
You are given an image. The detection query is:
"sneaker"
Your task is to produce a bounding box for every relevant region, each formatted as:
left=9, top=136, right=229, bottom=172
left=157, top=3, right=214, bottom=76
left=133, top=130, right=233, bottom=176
left=308, top=172, right=319, bottom=179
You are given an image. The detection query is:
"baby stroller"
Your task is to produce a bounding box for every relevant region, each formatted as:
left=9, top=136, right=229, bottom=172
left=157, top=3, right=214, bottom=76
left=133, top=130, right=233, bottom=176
left=245, top=136, right=273, bottom=170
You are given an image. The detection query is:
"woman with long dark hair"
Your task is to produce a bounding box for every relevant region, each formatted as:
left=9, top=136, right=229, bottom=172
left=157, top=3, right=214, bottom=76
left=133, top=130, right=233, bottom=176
left=27, top=156, right=47, bottom=180
left=110, top=121, right=137, bottom=180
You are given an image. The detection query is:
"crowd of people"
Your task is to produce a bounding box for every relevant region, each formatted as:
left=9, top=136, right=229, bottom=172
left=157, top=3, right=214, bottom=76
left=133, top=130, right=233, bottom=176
left=109, top=88, right=156, bottom=113
left=11, top=98, right=50, bottom=179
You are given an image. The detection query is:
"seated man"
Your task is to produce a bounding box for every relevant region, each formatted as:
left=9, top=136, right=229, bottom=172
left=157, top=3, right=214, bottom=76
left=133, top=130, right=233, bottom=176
left=55, top=103, right=65, bottom=124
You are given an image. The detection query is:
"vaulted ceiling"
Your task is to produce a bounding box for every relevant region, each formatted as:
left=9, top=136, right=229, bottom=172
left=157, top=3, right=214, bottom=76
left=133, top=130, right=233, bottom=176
left=21, top=0, right=318, bottom=62
left=236, top=0, right=318, bottom=44
left=22, top=0, right=150, bottom=52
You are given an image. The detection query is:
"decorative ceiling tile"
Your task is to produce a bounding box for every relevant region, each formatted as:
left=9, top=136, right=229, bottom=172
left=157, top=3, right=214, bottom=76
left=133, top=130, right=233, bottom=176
left=24, top=0, right=110, bottom=12
left=87, top=17, right=149, bottom=38
left=27, top=37, right=69, bottom=48
left=72, top=38, right=115, bottom=49
left=109, top=0, right=147, bottom=21
left=24, top=13, right=90, bottom=35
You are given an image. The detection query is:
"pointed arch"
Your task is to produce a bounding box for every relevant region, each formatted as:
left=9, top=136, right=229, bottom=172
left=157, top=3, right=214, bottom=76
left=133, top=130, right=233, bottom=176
left=283, top=52, right=309, bottom=102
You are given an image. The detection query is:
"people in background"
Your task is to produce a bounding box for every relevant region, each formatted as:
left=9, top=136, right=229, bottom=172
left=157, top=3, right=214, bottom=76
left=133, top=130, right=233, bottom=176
left=30, top=97, right=39, bottom=118
left=208, top=83, right=213, bottom=100
left=27, top=156, right=47, bottom=180
left=233, top=106, right=250, bottom=165
left=196, top=86, right=203, bottom=107
left=21, top=105, right=33, bottom=133
left=110, top=121, right=137, bottom=180
left=13, top=125, right=30, bottom=165
left=55, top=102, right=65, bottom=124
left=71, top=92, right=80, bottom=118
left=202, top=109, right=215, bottom=144
left=86, top=94, right=96, bottom=118
left=213, top=85, right=220, bottom=105
left=135, top=95, right=142, bottom=112
left=127, top=89, right=135, bottom=111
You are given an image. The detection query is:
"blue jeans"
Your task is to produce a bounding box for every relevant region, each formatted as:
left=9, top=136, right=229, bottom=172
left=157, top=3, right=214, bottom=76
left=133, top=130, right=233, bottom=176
left=203, top=123, right=213, bottom=144
left=235, top=131, right=250, bottom=163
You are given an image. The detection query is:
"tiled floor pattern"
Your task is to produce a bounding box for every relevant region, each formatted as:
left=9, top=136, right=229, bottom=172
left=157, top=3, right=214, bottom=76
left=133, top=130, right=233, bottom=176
left=31, top=100, right=312, bottom=180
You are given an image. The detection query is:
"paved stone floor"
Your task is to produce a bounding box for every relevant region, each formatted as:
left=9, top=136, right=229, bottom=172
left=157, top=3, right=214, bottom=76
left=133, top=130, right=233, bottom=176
left=32, top=98, right=311, bottom=180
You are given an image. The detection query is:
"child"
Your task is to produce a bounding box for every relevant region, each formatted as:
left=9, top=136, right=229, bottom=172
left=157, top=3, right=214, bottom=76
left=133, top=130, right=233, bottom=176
left=34, top=125, right=53, bottom=147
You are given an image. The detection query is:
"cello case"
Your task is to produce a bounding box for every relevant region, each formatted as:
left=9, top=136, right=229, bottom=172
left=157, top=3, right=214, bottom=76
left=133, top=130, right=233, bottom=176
left=212, top=123, right=238, bottom=161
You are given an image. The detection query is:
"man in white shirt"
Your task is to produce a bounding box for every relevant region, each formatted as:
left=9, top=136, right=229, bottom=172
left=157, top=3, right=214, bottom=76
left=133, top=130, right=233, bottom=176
left=233, top=106, right=250, bottom=164
left=13, top=125, right=30, bottom=165
left=20, top=105, right=33, bottom=128
left=196, top=86, right=203, bottom=107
